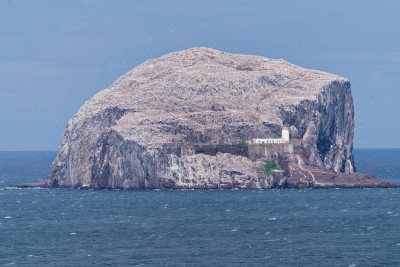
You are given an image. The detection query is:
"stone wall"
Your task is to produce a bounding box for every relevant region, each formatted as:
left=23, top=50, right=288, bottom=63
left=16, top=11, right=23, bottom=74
left=194, top=144, right=248, bottom=157
left=193, top=140, right=303, bottom=161
left=248, top=140, right=302, bottom=161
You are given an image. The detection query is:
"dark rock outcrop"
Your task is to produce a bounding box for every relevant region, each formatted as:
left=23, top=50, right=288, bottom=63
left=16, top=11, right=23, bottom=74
left=16, top=48, right=398, bottom=189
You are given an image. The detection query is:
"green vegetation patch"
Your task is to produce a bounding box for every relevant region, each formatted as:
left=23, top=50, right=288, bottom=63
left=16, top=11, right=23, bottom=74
left=264, top=160, right=283, bottom=176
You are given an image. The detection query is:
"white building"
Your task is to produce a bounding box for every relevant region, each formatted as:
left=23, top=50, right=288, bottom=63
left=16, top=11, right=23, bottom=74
left=247, top=121, right=290, bottom=144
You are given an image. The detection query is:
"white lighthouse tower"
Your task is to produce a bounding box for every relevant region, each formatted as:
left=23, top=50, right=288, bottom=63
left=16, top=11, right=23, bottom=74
left=281, top=120, right=290, bottom=143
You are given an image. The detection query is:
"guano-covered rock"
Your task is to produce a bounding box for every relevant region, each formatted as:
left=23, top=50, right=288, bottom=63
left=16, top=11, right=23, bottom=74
left=17, top=48, right=398, bottom=189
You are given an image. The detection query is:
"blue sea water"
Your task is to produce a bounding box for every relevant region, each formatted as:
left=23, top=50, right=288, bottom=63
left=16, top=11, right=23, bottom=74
left=1, top=149, right=400, bottom=266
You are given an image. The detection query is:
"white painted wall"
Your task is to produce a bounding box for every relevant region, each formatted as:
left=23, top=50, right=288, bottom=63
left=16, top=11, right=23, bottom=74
left=248, top=138, right=287, bottom=144
left=247, top=126, right=290, bottom=144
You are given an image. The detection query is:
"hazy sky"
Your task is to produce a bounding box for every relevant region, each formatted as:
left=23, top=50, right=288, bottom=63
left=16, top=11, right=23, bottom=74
left=1, top=0, right=399, bottom=150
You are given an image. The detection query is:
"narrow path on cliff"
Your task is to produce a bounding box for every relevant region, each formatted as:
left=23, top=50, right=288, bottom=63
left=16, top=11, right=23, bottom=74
left=297, top=164, right=325, bottom=186
left=246, top=77, right=303, bottom=137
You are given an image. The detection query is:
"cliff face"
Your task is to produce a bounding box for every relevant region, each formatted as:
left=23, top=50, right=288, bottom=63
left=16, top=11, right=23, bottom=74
left=283, top=80, right=355, bottom=173
left=44, top=48, right=361, bottom=189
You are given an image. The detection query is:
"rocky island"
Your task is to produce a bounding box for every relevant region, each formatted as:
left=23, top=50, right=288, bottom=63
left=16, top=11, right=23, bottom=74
left=17, top=48, right=398, bottom=189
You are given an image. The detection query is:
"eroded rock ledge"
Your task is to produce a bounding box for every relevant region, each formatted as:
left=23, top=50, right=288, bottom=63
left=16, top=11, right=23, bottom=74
left=16, top=48, right=398, bottom=189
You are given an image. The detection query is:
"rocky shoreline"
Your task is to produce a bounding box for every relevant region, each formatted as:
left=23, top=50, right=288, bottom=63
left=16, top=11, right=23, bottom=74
left=16, top=175, right=400, bottom=189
